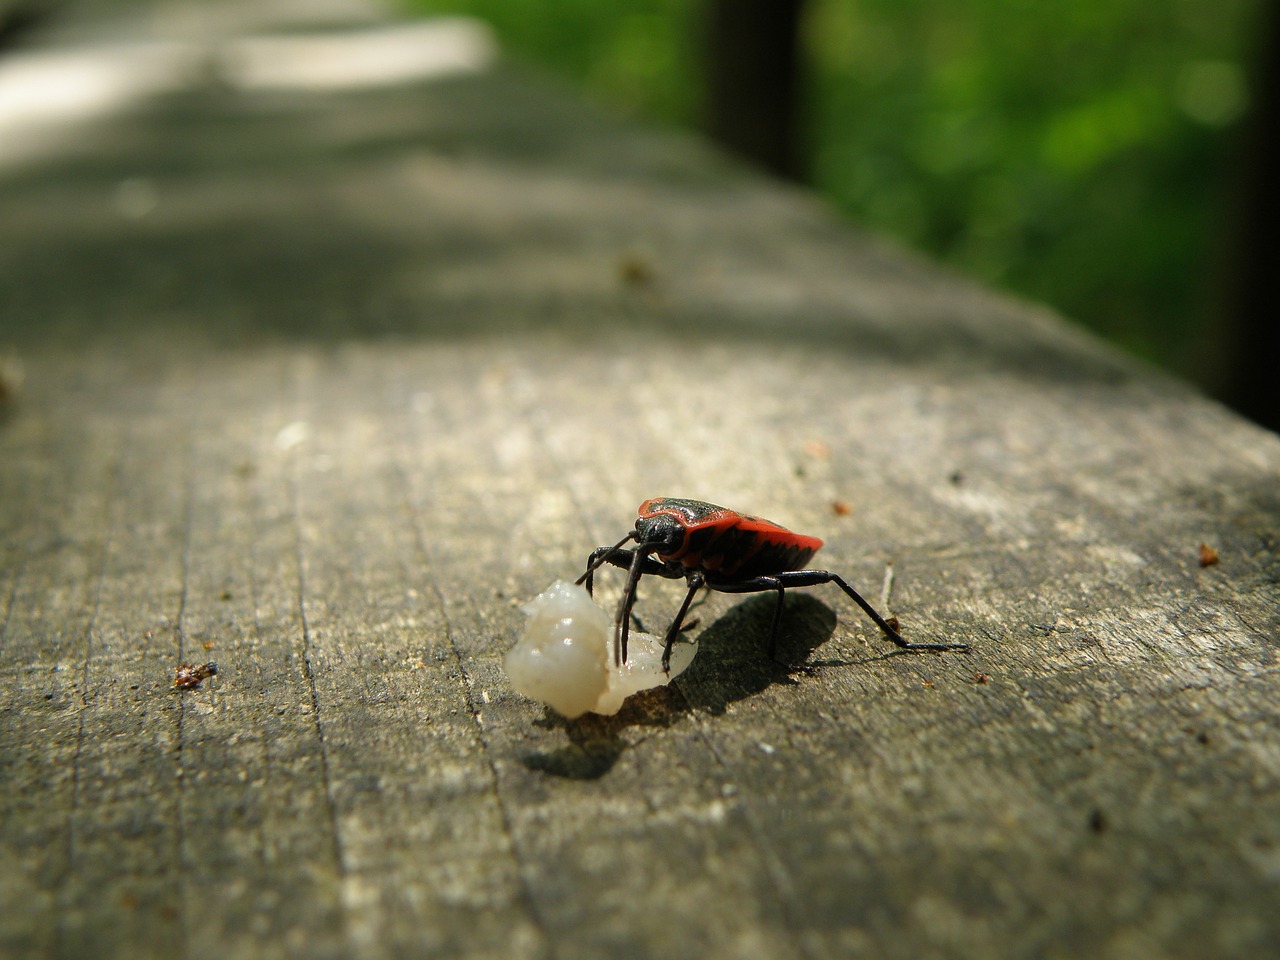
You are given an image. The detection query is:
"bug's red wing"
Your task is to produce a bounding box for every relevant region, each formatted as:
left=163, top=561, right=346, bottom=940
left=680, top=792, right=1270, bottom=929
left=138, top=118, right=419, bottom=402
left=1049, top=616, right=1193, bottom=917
left=706, top=515, right=824, bottom=578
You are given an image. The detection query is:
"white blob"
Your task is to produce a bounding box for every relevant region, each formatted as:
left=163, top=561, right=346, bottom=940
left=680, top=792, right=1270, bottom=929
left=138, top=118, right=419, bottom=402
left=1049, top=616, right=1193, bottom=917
left=503, top=581, right=608, bottom=719
left=504, top=581, right=697, bottom=719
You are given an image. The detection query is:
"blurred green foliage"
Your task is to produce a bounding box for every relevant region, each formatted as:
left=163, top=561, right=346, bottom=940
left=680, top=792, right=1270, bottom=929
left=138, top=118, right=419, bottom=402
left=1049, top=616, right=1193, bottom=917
left=405, top=0, right=1262, bottom=378
left=404, top=0, right=703, bottom=120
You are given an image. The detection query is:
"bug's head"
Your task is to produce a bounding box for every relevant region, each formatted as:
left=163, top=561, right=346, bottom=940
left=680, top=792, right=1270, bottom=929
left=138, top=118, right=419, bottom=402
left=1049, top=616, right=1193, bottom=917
left=634, top=512, right=686, bottom=557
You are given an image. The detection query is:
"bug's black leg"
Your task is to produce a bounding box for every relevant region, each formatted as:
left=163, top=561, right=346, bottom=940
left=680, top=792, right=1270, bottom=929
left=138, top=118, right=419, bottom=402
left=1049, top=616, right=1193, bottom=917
left=725, top=577, right=794, bottom=663
left=707, top=570, right=970, bottom=654
left=660, top=573, right=705, bottom=672
left=670, top=592, right=709, bottom=635
left=700, top=574, right=792, bottom=661
left=775, top=570, right=969, bottom=652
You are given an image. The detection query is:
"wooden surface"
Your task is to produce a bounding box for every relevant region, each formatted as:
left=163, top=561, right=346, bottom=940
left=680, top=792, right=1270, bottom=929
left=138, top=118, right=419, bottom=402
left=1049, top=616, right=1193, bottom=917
left=3, top=11, right=1280, bottom=960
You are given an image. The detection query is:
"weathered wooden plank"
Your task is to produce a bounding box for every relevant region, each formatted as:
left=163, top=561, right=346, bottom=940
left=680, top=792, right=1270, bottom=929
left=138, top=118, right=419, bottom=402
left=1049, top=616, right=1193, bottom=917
left=0, top=375, right=114, bottom=959
left=174, top=351, right=348, bottom=960
left=290, top=350, right=548, bottom=959
left=1, top=16, right=1279, bottom=960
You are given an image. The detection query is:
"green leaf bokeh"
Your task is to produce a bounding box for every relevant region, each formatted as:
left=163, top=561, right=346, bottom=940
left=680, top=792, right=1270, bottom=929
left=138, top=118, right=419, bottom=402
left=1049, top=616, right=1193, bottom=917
left=405, top=0, right=1262, bottom=382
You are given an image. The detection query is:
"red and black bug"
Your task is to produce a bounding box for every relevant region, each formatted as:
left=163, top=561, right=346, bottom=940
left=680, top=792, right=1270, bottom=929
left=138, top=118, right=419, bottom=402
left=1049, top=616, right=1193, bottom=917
left=576, top=497, right=970, bottom=670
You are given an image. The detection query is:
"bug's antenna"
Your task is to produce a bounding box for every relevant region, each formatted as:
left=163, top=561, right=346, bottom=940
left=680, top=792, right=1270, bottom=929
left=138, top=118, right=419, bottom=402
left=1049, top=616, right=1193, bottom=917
left=614, top=544, right=654, bottom=667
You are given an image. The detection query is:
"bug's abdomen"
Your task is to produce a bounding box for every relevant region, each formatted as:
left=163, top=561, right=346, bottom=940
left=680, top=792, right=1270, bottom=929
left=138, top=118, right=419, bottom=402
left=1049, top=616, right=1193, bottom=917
left=674, top=518, right=822, bottom=579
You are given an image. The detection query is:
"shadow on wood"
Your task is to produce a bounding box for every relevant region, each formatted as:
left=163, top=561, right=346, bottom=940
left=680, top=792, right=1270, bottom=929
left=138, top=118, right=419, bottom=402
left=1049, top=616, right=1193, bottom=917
left=520, top=594, right=843, bottom=779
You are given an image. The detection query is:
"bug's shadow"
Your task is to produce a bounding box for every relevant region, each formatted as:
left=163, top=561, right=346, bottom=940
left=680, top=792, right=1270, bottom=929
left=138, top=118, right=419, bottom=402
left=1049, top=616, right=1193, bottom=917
left=519, top=594, right=840, bottom=779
